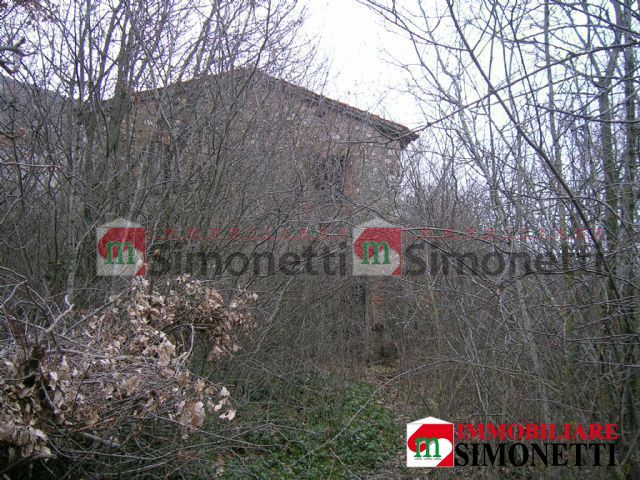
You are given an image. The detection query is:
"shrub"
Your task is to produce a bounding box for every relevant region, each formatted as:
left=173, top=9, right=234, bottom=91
left=0, top=275, right=255, bottom=478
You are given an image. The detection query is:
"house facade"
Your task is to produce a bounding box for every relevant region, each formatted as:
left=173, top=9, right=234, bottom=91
left=120, top=69, right=418, bottom=361
left=124, top=69, right=416, bottom=222
left=0, top=70, right=417, bottom=361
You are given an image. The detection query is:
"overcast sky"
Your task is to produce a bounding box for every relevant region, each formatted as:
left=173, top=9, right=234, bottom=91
left=303, top=0, right=423, bottom=129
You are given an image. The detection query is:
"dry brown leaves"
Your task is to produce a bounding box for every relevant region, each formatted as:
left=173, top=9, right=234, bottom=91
left=0, top=275, right=255, bottom=462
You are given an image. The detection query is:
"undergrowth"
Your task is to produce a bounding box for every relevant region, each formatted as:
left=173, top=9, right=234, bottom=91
left=220, top=372, right=398, bottom=479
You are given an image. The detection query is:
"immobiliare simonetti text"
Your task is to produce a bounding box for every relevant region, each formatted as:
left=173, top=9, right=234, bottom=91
left=454, top=423, right=618, bottom=467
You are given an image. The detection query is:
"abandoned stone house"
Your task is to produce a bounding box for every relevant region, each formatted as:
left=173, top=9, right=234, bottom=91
left=1, top=70, right=416, bottom=229
left=0, top=70, right=418, bottom=360
left=121, top=69, right=418, bottom=360
left=123, top=69, right=417, bottom=222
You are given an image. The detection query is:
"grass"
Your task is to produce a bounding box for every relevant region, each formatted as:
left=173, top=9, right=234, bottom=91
left=220, top=371, right=398, bottom=479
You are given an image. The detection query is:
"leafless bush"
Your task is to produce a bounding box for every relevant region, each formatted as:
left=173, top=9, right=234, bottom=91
left=0, top=275, right=255, bottom=477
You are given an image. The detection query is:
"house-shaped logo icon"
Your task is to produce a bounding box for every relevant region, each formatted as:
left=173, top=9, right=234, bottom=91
left=406, top=416, right=454, bottom=467
left=96, top=218, right=146, bottom=276
left=352, top=219, right=402, bottom=276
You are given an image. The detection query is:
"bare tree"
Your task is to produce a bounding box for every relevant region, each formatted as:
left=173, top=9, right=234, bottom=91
left=365, top=0, right=639, bottom=476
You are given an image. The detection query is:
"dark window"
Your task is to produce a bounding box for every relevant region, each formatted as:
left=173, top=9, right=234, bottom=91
left=312, top=154, right=345, bottom=198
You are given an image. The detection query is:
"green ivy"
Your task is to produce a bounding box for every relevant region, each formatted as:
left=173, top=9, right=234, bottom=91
left=221, top=373, right=398, bottom=479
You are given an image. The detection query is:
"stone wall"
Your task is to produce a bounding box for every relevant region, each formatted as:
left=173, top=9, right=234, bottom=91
left=121, top=71, right=411, bottom=360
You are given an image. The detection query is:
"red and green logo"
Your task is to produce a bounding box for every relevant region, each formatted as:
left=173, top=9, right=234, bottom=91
left=407, top=417, right=454, bottom=467
left=352, top=219, right=402, bottom=276
left=96, top=218, right=146, bottom=276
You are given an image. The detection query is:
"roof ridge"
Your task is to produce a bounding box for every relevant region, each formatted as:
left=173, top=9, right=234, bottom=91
left=244, top=69, right=418, bottom=146
left=129, top=68, right=418, bottom=147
